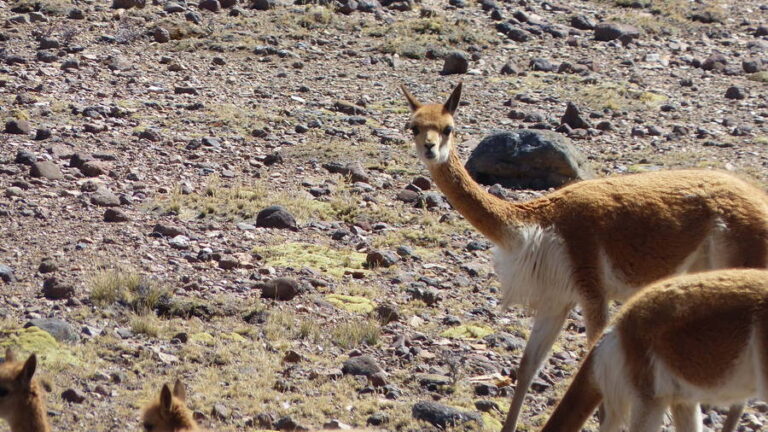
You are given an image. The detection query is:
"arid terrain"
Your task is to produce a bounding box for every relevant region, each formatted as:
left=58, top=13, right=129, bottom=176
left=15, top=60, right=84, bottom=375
left=0, top=0, right=767, bottom=429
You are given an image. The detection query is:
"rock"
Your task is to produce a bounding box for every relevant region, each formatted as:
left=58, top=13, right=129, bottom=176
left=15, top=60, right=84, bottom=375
left=484, top=332, right=526, bottom=351
left=111, top=0, right=144, bottom=8
left=465, top=130, right=592, bottom=190
left=412, top=176, right=432, bottom=190
left=366, top=250, right=399, bottom=268
left=594, top=22, right=640, bottom=44
left=411, top=401, right=481, bottom=428
left=256, top=206, right=298, bottom=231
left=274, top=416, right=307, bottom=431
left=259, top=278, right=301, bottom=301
left=35, top=129, right=52, bottom=140
left=396, top=189, right=420, bottom=203
left=500, top=61, right=521, bottom=75
left=570, top=15, right=595, bottom=30
left=702, top=54, right=727, bottom=71
left=249, top=0, right=275, bottom=9
left=211, top=403, right=230, bottom=420
left=91, top=187, right=120, bottom=207
left=15, top=150, right=36, bottom=165
left=30, top=161, right=64, bottom=180
left=342, top=355, right=383, bottom=376
left=168, top=235, right=190, bottom=249
left=530, top=58, right=556, bottom=72
left=154, top=27, right=171, bottom=43
left=441, top=51, right=469, bottom=75
left=475, top=400, right=501, bottom=412
left=321, top=162, right=369, bottom=183
left=25, top=318, right=80, bottom=342
left=61, top=388, right=86, bottom=403
left=0, top=265, right=16, bottom=283
left=5, top=119, right=31, bottom=134
left=755, top=25, right=768, bottom=37
left=38, top=258, right=58, bottom=274
left=42, top=278, right=75, bottom=300
left=561, top=102, right=592, bottom=129
left=375, top=304, right=401, bottom=324
left=104, top=208, right=129, bottom=222
left=153, top=224, right=186, bottom=237
left=724, top=86, right=747, bottom=100
left=5, top=187, right=23, bottom=198
left=61, top=59, right=79, bottom=70
left=332, top=101, right=367, bottom=115
left=198, top=0, right=221, bottom=11
left=79, top=161, right=108, bottom=177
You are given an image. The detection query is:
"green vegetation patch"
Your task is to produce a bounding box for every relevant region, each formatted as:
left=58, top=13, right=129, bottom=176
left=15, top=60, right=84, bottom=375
left=441, top=324, right=494, bottom=340
left=748, top=72, right=768, bottom=83
left=257, top=242, right=366, bottom=278
left=325, top=294, right=376, bottom=313
left=0, top=327, right=78, bottom=365
left=369, top=17, right=498, bottom=59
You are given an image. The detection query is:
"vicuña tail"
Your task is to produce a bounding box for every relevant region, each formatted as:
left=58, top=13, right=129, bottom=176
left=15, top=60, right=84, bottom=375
left=540, top=351, right=602, bottom=432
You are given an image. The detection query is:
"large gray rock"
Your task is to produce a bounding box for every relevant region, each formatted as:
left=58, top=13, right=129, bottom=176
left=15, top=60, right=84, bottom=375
left=465, top=130, right=592, bottom=190
left=412, top=401, right=481, bottom=428
left=25, top=318, right=80, bottom=343
left=256, top=206, right=297, bottom=231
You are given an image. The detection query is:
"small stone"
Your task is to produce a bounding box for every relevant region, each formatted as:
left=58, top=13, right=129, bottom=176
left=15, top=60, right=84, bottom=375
left=594, top=22, right=640, bottom=44
left=198, top=0, right=221, bottom=11
left=5, top=119, right=31, bottom=135
left=570, top=14, right=595, bottom=30
left=61, top=389, right=86, bottom=403
left=256, top=206, right=298, bottom=231
left=342, top=355, right=383, bottom=376
left=702, top=54, right=727, bottom=71
left=249, top=0, right=275, bottom=9
left=366, top=250, right=399, bottom=268
left=530, top=58, right=556, bottom=72
left=61, top=59, right=79, bottom=70
left=259, top=278, right=301, bottom=301
left=15, top=150, right=36, bottom=165
left=211, top=403, right=230, bottom=420
left=375, top=304, right=401, bottom=324
left=0, top=265, right=16, bottom=283
left=500, top=61, right=521, bottom=75
left=5, top=187, right=23, bottom=198
left=30, top=161, right=63, bottom=180
left=91, top=187, right=120, bottom=207
left=561, top=102, right=592, bottom=129
left=154, top=27, right=171, bottom=43
left=104, top=208, right=129, bottom=222
left=38, top=258, right=58, bottom=274
left=168, top=235, right=190, bottom=249
left=274, top=416, right=307, bottom=431
left=724, top=86, right=747, bottom=100
left=35, top=129, right=52, bottom=140
left=411, top=401, right=481, bottom=428
left=441, top=51, right=469, bottom=75
left=79, top=161, right=108, bottom=177
left=153, top=224, right=186, bottom=237
left=42, top=278, right=75, bottom=300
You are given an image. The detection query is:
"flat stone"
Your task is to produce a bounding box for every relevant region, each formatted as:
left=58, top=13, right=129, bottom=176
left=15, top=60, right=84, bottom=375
left=30, top=161, right=63, bottom=180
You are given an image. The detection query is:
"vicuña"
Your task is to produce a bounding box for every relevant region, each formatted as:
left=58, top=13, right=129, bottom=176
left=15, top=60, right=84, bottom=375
left=401, top=82, right=768, bottom=432
left=0, top=349, right=50, bottom=432
left=540, top=269, right=768, bottom=432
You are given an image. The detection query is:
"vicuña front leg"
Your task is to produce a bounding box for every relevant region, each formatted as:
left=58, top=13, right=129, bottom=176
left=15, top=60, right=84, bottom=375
left=502, top=307, right=570, bottom=432
left=721, top=403, right=745, bottom=432
left=671, top=403, right=703, bottom=432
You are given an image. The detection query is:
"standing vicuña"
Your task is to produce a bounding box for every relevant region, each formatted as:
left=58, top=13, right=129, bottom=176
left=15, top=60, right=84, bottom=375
left=540, top=269, right=768, bottom=432
left=0, top=349, right=50, bottom=432
left=400, top=82, right=768, bottom=432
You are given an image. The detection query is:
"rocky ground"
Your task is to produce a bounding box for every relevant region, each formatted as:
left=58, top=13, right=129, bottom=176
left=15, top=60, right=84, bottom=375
left=0, top=0, right=767, bottom=429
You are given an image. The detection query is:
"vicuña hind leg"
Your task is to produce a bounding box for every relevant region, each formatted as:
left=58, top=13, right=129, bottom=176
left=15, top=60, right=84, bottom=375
left=629, top=401, right=666, bottom=432
left=721, top=403, right=744, bottom=432
left=501, top=307, right=571, bottom=432
left=671, top=403, right=702, bottom=432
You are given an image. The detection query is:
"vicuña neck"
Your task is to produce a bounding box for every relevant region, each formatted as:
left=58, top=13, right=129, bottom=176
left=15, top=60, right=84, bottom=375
left=10, top=396, right=50, bottom=432
left=429, top=150, right=520, bottom=246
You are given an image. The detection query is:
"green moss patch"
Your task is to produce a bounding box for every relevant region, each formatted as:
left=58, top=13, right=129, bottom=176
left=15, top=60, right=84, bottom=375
left=325, top=294, right=376, bottom=313
left=441, top=324, right=494, bottom=340
left=0, top=327, right=78, bottom=365
left=257, top=242, right=366, bottom=278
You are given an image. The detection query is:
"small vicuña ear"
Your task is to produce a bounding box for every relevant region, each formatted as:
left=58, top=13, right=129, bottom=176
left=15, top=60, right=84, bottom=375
left=5, top=348, right=16, bottom=363
left=160, top=384, right=173, bottom=414
left=400, top=85, right=422, bottom=112
left=172, top=379, right=186, bottom=401
left=19, top=354, right=37, bottom=384
left=443, top=82, right=463, bottom=115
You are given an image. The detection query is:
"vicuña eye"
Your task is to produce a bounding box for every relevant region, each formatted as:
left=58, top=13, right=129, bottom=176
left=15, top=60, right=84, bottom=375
left=411, top=126, right=419, bottom=135
left=443, top=126, right=454, bottom=135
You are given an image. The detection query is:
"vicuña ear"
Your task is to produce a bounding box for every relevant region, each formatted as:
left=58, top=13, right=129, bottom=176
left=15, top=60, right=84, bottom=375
left=400, top=85, right=422, bottom=112
left=160, top=384, right=173, bottom=414
left=5, top=348, right=16, bottom=363
left=19, top=354, right=37, bottom=384
left=443, top=82, right=463, bottom=115
left=172, top=379, right=186, bottom=402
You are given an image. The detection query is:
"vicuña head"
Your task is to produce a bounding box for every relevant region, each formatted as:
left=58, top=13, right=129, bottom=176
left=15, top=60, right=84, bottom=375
left=401, top=82, right=461, bottom=167
left=142, top=380, right=199, bottom=432
left=0, top=349, right=50, bottom=432
left=540, top=268, right=768, bottom=432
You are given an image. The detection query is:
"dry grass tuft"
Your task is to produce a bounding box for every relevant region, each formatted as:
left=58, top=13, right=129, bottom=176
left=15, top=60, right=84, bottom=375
left=89, top=267, right=168, bottom=314
left=332, top=319, right=381, bottom=349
